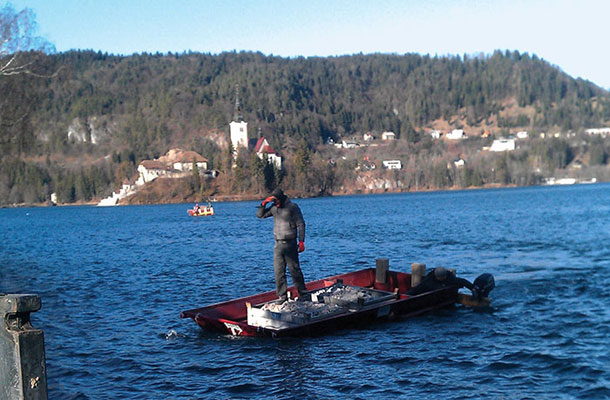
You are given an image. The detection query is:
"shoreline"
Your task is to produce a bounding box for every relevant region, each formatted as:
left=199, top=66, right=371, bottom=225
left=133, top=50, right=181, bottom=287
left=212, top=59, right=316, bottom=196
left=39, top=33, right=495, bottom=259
left=3, top=180, right=602, bottom=208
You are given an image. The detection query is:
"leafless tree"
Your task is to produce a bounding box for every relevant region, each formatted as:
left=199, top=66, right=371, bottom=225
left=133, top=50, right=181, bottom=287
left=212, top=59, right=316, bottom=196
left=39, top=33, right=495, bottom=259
left=1, top=3, right=55, bottom=76
left=1, top=3, right=57, bottom=155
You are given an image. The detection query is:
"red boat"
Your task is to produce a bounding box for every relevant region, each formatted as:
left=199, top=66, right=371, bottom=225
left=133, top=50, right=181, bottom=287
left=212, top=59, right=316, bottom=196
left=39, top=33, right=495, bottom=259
left=180, top=264, right=488, bottom=337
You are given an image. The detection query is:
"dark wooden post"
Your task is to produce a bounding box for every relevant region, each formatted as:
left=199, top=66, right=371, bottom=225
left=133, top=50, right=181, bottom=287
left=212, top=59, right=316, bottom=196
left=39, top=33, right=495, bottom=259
left=0, top=294, right=48, bottom=400
left=375, top=258, right=389, bottom=285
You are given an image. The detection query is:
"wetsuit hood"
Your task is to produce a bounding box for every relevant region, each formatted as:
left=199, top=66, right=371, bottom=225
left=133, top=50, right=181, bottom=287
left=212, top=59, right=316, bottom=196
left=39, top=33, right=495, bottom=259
left=271, top=187, right=288, bottom=207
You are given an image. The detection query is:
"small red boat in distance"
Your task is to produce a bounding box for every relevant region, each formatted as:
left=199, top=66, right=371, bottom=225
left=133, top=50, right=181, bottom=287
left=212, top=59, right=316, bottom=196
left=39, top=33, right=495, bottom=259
left=187, top=203, right=214, bottom=217
left=180, top=261, right=487, bottom=337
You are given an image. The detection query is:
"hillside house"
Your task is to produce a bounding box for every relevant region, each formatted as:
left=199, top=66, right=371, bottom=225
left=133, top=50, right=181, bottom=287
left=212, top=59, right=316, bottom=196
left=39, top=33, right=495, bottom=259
left=429, top=130, right=442, bottom=139
left=162, top=149, right=208, bottom=172
left=137, top=160, right=179, bottom=184
left=516, top=131, right=529, bottom=139
left=363, top=133, right=375, bottom=141
left=489, top=138, right=516, bottom=152
left=453, top=158, right=466, bottom=167
left=101, top=148, right=213, bottom=206
left=382, top=160, right=402, bottom=169
left=381, top=131, right=396, bottom=141
left=585, top=127, right=610, bottom=137
left=446, top=129, right=466, bottom=140
left=156, top=148, right=208, bottom=171
left=254, top=137, right=282, bottom=169
left=341, top=140, right=359, bottom=149
left=137, top=148, right=211, bottom=184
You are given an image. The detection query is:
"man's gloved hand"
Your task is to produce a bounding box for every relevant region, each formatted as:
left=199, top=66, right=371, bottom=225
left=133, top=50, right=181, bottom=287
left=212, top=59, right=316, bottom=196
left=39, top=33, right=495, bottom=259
left=261, top=196, right=276, bottom=206
left=298, top=241, right=305, bottom=253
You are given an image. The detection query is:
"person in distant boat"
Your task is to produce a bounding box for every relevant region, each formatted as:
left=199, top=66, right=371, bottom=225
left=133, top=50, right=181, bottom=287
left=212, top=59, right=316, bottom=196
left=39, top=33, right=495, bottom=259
left=256, top=187, right=307, bottom=302
left=406, top=267, right=477, bottom=297
left=194, top=203, right=200, bottom=213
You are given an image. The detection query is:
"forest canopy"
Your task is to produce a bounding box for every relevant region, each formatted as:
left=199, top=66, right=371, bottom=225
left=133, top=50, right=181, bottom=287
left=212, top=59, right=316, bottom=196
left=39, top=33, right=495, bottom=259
left=1, top=48, right=609, bottom=205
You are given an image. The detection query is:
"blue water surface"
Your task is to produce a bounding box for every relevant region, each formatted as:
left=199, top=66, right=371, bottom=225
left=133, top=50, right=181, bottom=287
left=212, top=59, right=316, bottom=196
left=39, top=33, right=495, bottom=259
left=1, top=184, right=609, bottom=399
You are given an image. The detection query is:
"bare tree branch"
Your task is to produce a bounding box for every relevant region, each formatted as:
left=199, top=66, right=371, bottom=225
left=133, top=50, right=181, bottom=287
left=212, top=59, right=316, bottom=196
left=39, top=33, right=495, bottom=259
left=0, top=54, right=63, bottom=77
left=1, top=3, right=56, bottom=77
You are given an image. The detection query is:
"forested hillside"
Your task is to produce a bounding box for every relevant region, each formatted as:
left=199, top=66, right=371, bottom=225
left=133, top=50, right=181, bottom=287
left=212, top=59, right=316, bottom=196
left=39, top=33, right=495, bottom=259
left=1, top=50, right=610, bottom=205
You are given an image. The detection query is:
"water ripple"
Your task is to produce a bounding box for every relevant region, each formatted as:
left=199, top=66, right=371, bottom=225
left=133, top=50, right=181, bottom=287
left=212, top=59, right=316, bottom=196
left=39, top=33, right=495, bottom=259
left=1, top=185, right=610, bottom=399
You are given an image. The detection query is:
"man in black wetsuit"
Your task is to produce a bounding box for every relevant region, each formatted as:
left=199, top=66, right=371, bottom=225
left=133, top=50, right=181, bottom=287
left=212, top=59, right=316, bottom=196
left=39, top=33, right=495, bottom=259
left=256, top=187, right=307, bottom=302
left=407, top=267, right=477, bottom=297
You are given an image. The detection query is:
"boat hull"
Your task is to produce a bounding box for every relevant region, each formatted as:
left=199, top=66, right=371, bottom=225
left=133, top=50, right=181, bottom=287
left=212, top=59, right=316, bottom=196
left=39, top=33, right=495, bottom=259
left=187, top=207, right=214, bottom=216
left=180, top=268, right=458, bottom=337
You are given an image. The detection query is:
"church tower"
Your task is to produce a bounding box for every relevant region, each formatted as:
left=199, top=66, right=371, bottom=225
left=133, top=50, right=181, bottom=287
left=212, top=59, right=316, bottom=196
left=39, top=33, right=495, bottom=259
left=229, top=86, right=248, bottom=153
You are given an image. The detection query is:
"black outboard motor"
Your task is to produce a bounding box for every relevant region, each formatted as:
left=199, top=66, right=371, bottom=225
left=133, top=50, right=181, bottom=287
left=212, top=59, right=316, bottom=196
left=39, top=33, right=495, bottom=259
left=473, top=273, right=495, bottom=300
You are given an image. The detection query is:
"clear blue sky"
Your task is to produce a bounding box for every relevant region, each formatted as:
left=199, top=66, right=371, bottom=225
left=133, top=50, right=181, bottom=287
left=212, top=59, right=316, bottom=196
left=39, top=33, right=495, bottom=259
left=7, top=0, right=610, bottom=89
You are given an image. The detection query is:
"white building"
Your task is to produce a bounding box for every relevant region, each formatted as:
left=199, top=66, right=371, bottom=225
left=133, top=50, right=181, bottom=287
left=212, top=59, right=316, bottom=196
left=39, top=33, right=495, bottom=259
left=137, top=160, right=178, bottom=183
left=230, top=120, right=248, bottom=151
left=382, top=160, right=402, bottom=169
left=341, top=140, right=359, bottom=149
left=229, top=87, right=249, bottom=152
left=363, top=133, right=375, bottom=141
left=489, top=138, right=516, bottom=152
left=446, top=129, right=466, bottom=140
left=381, top=131, right=396, bottom=141
left=99, top=148, right=212, bottom=206
left=585, top=127, right=610, bottom=137
left=254, top=137, right=282, bottom=169
left=516, top=131, right=529, bottom=139
left=429, top=130, right=442, bottom=139
left=453, top=158, right=466, bottom=167
left=136, top=148, right=210, bottom=185
left=159, top=149, right=208, bottom=172
left=156, top=148, right=208, bottom=172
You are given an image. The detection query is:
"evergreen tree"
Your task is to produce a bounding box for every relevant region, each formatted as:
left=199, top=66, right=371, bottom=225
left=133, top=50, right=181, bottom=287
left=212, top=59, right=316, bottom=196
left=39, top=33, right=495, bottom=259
left=191, top=159, right=200, bottom=192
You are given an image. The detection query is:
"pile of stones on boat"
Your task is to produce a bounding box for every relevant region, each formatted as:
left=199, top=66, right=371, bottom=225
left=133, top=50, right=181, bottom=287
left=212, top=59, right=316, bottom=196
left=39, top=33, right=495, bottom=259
left=247, top=282, right=395, bottom=329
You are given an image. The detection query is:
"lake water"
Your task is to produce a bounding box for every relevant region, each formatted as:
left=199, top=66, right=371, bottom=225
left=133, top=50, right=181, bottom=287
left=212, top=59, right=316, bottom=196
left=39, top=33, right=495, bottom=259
left=1, top=184, right=609, bottom=399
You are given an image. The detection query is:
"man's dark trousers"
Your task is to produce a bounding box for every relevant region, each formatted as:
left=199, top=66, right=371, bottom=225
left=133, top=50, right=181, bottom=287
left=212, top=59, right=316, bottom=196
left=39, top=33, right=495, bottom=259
left=274, top=239, right=306, bottom=300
